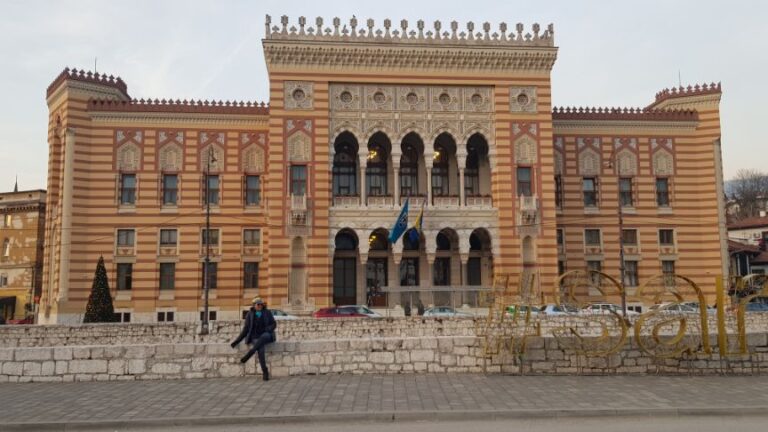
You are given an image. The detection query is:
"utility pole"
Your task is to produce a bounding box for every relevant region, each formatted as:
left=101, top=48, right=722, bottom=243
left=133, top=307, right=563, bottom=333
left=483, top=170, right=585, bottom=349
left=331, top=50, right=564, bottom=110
left=607, top=156, right=628, bottom=318
left=200, top=147, right=215, bottom=335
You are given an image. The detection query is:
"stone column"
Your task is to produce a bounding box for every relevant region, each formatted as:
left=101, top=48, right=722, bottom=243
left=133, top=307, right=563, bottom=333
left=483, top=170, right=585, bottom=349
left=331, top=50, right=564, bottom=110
left=393, top=166, right=400, bottom=206
left=457, top=152, right=466, bottom=207
left=358, top=252, right=368, bottom=305
left=358, top=155, right=367, bottom=207
left=59, top=128, right=76, bottom=302
left=425, top=160, right=433, bottom=207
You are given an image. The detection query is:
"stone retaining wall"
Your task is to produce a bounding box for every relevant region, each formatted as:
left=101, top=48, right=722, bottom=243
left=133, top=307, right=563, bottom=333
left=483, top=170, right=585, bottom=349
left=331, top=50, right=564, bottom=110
left=1, top=315, right=768, bottom=382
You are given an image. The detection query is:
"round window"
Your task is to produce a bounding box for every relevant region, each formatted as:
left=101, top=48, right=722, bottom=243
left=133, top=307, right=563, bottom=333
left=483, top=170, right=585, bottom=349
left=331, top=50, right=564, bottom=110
left=516, top=92, right=530, bottom=106
left=406, top=92, right=418, bottom=105
left=292, top=88, right=306, bottom=102
left=438, top=92, right=451, bottom=105
left=340, top=91, right=352, bottom=103
left=470, top=93, right=483, bottom=105
left=373, top=91, right=386, bottom=104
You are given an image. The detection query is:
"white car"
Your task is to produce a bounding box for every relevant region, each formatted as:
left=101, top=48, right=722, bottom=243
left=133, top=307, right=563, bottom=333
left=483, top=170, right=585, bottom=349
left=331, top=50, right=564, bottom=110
left=422, top=306, right=474, bottom=318
left=582, top=303, right=639, bottom=316
left=648, top=303, right=698, bottom=314
left=271, top=309, right=299, bottom=320
left=338, top=305, right=382, bottom=318
left=539, top=304, right=579, bottom=316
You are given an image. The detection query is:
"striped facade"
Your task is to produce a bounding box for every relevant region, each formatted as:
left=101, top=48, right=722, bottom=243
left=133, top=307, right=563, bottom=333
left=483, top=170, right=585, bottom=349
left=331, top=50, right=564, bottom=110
left=38, top=17, right=726, bottom=323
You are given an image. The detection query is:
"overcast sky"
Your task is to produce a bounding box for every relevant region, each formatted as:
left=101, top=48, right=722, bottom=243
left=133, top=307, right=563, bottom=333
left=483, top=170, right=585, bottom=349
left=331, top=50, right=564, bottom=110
left=1, top=0, right=765, bottom=191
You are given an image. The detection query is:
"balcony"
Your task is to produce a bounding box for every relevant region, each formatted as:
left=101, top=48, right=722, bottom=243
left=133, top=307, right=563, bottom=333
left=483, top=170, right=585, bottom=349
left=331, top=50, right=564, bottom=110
left=518, top=195, right=539, bottom=226
left=465, top=195, right=492, bottom=207
left=367, top=195, right=393, bottom=207
left=291, top=194, right=307, bottom=225
left=433, top=195, right=460, bottom=207
left=332, top=195, right=360, bottom=207
left=400, top=195, right=426, bottom=207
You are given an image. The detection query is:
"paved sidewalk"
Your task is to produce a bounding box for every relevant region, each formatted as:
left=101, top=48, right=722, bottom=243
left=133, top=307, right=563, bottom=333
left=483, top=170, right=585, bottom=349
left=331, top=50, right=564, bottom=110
left=1, top=374, right=768, bottom=430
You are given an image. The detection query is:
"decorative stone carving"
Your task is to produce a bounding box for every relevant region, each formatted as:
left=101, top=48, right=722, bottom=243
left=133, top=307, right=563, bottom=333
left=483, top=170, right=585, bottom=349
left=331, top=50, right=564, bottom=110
left=616, top=149, right=638, bottom=176
left=510, top=86, right=537, bottom=113
left=158, top=144, right=182, bottom=172
left=331, top=85, right=362, bottom=111
left=285, top=81, right=314, bottom=110
left=396, top=86, right=427, bottom=111
left=200, top=144, right=224, bottom=171
left=579, top=148, right=600, bottom=176
left=554, top=151, right=564, bottom=176
left=514, top=136, right=537, bottom=164
left=116, top=143, right=140, bottom=171
left=429, top=87, right=461, bottom=112
left=242, top=145, right=265, bottom=173
left=364, top=86, right=395, bottom=111
left=653, top=149, right=675, bottom=176
left=288, top=131, right=312, bottom=162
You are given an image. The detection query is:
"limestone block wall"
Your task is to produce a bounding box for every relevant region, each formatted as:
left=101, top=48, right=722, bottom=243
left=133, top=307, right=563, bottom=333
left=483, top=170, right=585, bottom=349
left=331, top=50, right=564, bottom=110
left=1, top=316, right=768, bottom=383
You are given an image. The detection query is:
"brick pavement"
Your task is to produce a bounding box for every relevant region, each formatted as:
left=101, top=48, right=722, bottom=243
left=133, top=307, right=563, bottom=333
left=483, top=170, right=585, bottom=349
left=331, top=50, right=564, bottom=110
left=1, top=375, right=768, bottom=430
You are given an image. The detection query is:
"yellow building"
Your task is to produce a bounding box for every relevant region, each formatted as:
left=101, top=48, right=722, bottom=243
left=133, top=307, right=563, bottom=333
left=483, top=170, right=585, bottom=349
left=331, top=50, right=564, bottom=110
left=0, top=188, right=46, bottom=322
left=39, top=16, right=727, bottom=324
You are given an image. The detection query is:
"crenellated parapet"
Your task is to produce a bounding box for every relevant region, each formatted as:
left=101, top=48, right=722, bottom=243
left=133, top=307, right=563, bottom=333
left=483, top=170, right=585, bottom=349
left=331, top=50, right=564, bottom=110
left=552, top=106, right=699, bottom=122
left=263, top=16, right=558, bottom=73
left=46, top=67, right=128, bottom=98
left=653, top=82, right=721, bottom=105
left=265, top=15, right=554, bottom=47
left=87, top=98, right=269, bottom=115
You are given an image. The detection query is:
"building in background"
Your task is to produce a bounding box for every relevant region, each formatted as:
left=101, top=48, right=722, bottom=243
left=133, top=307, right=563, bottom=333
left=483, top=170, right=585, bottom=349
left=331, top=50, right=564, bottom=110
left=0, top=188, right=46, bottom=322
left=39, top=16, right=727, bottom=324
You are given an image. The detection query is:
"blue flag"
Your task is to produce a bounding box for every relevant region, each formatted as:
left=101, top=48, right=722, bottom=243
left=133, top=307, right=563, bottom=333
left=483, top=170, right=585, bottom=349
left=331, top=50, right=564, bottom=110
left=388, top=199, right=409, bottom=244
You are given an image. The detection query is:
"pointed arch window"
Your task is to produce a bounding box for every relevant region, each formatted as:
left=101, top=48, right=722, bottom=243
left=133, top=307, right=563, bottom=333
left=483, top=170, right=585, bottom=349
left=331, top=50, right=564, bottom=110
left=366, top=144, right=388, bottom=196
left=333, top=143, right=357, bottom=196
left=400, top=143, right=419, bottom=197
left=432, top=143, right=449, bottom=197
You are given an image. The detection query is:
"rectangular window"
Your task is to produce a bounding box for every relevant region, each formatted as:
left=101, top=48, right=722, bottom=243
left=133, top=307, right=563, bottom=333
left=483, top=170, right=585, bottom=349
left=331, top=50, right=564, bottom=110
left=201, top=229, right=219, bottom=247
left=585, top=229, right=601, bottom=246
left=243, top=229, right=261, bottom=246
left=622, top=229, right=638, bottom=246
left=517, top=167, right=532, bottom=197
left=624, top=260, right=639, bottom=287
left=0, top=274, right=8, bottom=287
left=120, top=174, right=136, bottom=205
left=464, top=168, right=479, bottom=197
left=244, top=262, right=259, bottom=289
left=290, top=165, right=307, bottom=195
left=162, top=174, right=178, bottom=206
left=557, top=228, right=564, bottom=247
left=659, top=229, right=674, bottom=246
left=159, top=263, right=175, bottom=290
left=662, top=260, right=676, bottom=286
left=433, top=257, right=451, bottom=286
left=199, top=310, right=217, bottom=321
left=204, top=175, right=220, bottom=205
left=554, top=175, right=563, bottom=209
left=619, top=177, right=633, bottom=207
left=401, top=165, right=419, bottom=197
left=583, top=177, right=598, bottom=207
left=113, top=312, right=131, bottom=323
left=117, top=229, right=135, bottom=247
left=245, top=175, right=261, bottom=206
left=2, top=238, right=10, bottom=257
left=159, top=229, right=177, bottom=247
left=587, top=260, right=602, bottom=285
left=656, top=178, right=670, bottom=207
left=202, top=262, right=217, bottom=290
left=117, top=263, right=133, bottom=290
left=399, top=257, right=419, bottom=286
left=157, top=311, right=175, bottom=322
left=3, top=214, right=11, bottom=228
left=558, top=260, right=566, bottom=275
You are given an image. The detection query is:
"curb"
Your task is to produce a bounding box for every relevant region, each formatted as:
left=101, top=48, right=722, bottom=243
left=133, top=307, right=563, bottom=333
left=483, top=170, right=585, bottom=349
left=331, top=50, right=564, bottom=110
left=2, top=406, right=768, bottom=431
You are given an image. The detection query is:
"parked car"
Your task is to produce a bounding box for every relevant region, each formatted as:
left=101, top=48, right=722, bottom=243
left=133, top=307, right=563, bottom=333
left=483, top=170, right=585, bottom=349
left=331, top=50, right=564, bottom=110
left=681, top=302, right=717, bottom=314
left=539, top=304, right=579, bottom=316
left=745, top=302, right=768, bottom=312
left=5, top=317, right=34, bottom=324
left=581, top=303, right=639, bottom=316
left=271, top=309, right=299, bottom=320
left=505, top=305, right=540, bottom=317
left=422, top=306, right=473, bottom=318
left=648, top=303, right=698, bottom=314
left=313, top=305, right=381, bottom=318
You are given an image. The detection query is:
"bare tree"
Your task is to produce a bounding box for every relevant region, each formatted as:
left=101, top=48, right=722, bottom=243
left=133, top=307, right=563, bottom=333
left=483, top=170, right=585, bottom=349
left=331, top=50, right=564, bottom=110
left=730, top=169, right=768, bottom=219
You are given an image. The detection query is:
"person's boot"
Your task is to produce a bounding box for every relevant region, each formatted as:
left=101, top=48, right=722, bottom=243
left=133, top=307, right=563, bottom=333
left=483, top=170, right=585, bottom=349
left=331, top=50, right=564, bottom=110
left=262, top=367, right=270, bottom=381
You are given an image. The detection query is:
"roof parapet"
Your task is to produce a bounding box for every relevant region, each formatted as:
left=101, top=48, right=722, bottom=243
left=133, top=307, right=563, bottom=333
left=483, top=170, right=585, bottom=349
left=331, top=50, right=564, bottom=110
left=47, top=67, right=128, bottom=98
left=264, top=15, right=555, bottom=47
left=552, top=106, right=699, bottom=122
left=87, top=98, right=269, bottom=115
left=653, top=82, right=721, bottom=106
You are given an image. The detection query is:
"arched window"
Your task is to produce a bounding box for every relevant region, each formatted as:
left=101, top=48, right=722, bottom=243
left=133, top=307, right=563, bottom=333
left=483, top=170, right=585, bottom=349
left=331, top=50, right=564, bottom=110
left=368, top=230, right=389, bottom=251
left=332, top=142, right=357, bottom=196
left=335, top=231, right=358, bottom=251
left=2, top=238, right=9, bottom=257
left=400, top=143, right=419, bottom=197
left=436, top=232, right=452, bottom=251
left=432, top=143, right=449, bottom=197
left=403, top=229, right=420, bottom=251
left=366, top=143, right=388, bottom=196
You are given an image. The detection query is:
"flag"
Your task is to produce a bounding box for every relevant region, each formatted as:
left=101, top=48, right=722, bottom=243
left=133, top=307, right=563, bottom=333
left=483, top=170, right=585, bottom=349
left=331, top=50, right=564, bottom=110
left=388, top=199, right=409, bottom=244
left=408, top=202, right=425, bottom=243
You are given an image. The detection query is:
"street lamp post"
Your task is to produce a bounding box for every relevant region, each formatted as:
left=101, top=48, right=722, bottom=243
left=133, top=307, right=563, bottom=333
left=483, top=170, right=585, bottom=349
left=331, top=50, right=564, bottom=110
left=200, top=147, right=215, bottom=336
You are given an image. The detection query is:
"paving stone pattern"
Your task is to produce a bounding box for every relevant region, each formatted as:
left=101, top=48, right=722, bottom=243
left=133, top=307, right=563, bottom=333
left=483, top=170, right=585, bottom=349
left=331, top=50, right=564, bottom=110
left=1, top=375, right=768, bottom=426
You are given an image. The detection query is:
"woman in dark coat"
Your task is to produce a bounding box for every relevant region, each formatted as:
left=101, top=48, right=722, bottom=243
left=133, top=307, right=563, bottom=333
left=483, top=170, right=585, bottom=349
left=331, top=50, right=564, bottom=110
left=231, top=297, right=276, bottom=381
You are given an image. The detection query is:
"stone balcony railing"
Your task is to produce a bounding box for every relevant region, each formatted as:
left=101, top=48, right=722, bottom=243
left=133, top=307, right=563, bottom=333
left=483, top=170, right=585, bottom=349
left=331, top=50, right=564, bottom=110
left=401, top=195, right=426, bottom=207
left=333, top=195, right=360, bottom=207
left=465, top=195, right=492, bottom=207
left=367, top=195, right=393, bottom=207
left=433, top=195, right=460, bottom=207
left=291, top=194, right=308, bottom=225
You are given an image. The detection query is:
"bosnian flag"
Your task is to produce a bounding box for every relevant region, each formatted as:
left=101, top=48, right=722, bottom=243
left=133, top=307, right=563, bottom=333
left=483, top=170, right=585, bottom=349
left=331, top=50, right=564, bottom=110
left=408, top=202, right=425, bottom=243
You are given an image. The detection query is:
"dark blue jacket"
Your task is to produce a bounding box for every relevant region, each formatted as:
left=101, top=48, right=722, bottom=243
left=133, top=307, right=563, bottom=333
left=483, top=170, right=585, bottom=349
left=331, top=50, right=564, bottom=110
left=233, top=307, right=276, bottom=346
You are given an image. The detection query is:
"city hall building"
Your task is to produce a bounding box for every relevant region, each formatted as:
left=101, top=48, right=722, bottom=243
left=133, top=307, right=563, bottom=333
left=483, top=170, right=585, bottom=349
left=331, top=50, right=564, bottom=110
left=39, top=16, right=727, bottom=323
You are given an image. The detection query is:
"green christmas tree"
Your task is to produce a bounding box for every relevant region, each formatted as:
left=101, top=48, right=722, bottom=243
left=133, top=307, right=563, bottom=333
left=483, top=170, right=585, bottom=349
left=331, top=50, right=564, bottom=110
left=83, top=256, right=116, bottom=323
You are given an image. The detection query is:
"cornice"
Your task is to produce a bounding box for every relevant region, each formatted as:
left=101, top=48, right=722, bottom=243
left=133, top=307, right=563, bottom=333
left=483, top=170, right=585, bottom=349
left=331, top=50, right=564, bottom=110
left=263, top=40, right=558, bottom=73
left=89, top=111, right=269, bottom=127
left=552, top=119, right=699, bottom=132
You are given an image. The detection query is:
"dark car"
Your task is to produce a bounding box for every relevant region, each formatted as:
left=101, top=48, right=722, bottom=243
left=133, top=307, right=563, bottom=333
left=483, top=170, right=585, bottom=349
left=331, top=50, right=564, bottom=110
left=312, top=305, right=380, bottom=318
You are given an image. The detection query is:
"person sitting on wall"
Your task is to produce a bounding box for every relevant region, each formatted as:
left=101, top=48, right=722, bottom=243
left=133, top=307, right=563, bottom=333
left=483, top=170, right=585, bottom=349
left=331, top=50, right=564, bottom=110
left=231, top=297, right=276, bottom=381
